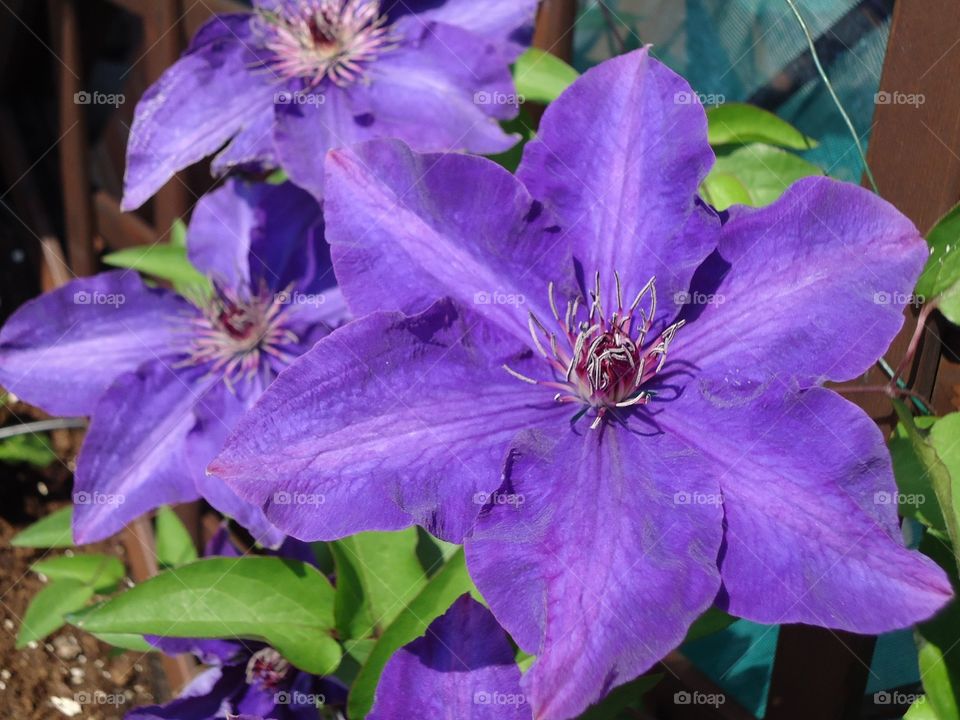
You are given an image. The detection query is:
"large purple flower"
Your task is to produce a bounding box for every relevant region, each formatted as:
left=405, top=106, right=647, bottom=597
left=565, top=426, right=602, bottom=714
left=122, top=0, right=538, bottom=210
left=0, top=179, right=345, bottom=546
left=210, top=49, right=952, bottom=718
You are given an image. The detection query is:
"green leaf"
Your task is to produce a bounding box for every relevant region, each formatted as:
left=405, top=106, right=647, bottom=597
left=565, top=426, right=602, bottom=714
left=102, top=244, right=212, bottom=298
left=11, top=506, right=74, bottom=548
left=72, top=557, right=340, bottom=675
left=332, top=528, right=427, bottom=640
left=916, top=531, right=960, bottom=720
left=32, top=554, right=124, bottom=593
left=683, top=607, right=736, bottom=644
left=905, top=697, right=938, bottom=720
left=707, top=103, right=817, bottom=150
left=891, top=416, right=947, bottom=532
left=17, top=579, right=94, bottom=648
left=513, top=47, right=580, bottom=105
left=154, top=506, right=198, bottom=568
left=348, top=549, right=477, bottom=719
left=169, top=218, right=188, bottom=248
left=0, top=433, right=57, bottom=467
left=918, top=203, right=960, bottom=300
left=487, top=109, right=535, bottom=174
left=710, top=143, right=823, bottom=207
left=266, top=168, right=289, bottom=185
left=700, top=172, right=751, bottom=211
left=91, top=632, right=155, bottom=653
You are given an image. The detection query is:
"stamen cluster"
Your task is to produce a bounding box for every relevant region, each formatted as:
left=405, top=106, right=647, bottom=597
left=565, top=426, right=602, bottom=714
left=259, top=0, right=394, bottom=87
left=506, top=272, right=684, bottom=428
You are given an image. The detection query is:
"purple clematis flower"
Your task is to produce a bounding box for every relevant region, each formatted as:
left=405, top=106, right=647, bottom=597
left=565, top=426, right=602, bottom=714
left=210, top=49, right=952, bottom=719
left=0, top=178, right=345, bottom=546
left=122, top=0, right=538, bottom=210
left=369, top=594, right=528, bottom=720
left=128, top=527, right=344, bottom=720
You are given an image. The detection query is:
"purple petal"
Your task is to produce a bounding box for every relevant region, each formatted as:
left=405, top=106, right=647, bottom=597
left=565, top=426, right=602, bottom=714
left=369, top=595, right=527, bottom=720
left=122, top=14, right=276, bottom=211
left=146, top=635, right=243, bottom=665
left=662, top=379, right=951, bottom=632
left=210, top=108, right=277, bottom=176
left=679, top=177, right=928, bottom=385
left=324, top=139, right=574, bottom=345
left=210, top=300, right=567, bottom=543
left=189, top=380, right=286, bottom=549
left=187, top=179, right=326, bottom=294
left=385, top=0, right=538, bottom=60
left=126, top=667, right=239, bottom=719
left=466, top=427, right=723, bottom=720
left=204, top=524, right=244, bottom=558
left=72, top=361, right=212, bottom=544
left=275, top=19, right=518, bottom=198
left=0, top=271, right=190, bottom=417
left=517, top=48, right=719, bottom=325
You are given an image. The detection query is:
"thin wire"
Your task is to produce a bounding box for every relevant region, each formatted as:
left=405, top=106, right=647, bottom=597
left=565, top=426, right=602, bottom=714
left=0, top=418, right=87, bottom=440
left=784, top=0, right=880, bottom=193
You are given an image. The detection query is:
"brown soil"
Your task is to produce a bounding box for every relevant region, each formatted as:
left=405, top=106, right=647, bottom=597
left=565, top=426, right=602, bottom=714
left=0, top=398, right=166, bottom=719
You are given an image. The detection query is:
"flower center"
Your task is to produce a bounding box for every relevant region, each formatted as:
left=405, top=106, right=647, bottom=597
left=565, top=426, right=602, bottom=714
left=185, top=281, right=300, bottom=384
left=505, top=273, right=684, bottom=429
left=245, top=647, right=291, bottom=690
left=258, top=0, right=395, bottom=87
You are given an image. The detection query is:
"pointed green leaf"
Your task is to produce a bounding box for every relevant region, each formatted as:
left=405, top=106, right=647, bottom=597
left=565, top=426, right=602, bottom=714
left=332, top=528, right=428, bottom=640
left=91, top=632, right=156, bottom=653
left=154, top=506, right=198, bottom=568
left=916, top=531, right=960, bottom=720
left=103, top=244, right=211, bottom=298
left=32, top=554, right=124, bottom=593
left=347, top=549, right=477, bottom=719
left=17, top=579, right=94, bottom=648
left=72, top=557, right=340, bottom=675
left=0, top=433, right=57, bottom=467
left=683, top=607, right=736, bottom=644
left=700, top=171, right=752, bottom=211
left=711, top=143, right=823, bottom=207
left=905, top=697, right=938, bottom=720
left=513, top=47, right=580, bottom=105
left=891, top=416, right=947, bottom=531
left=11, top=506, right=74, bottom=548
left=169, top=218, right=188, bottom=248
left=707, top=103, right=817, bottom=150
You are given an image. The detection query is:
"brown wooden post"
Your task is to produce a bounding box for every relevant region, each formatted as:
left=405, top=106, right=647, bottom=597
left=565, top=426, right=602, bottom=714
left=47, top=0, right=97, bottom=277
left=768, top=1, right=960, bottom=718
left=533, top=0, right=578, bottom=63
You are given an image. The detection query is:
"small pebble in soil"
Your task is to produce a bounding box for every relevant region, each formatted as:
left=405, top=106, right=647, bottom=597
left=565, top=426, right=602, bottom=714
left=2, top=619, right=13, bottom=631
left=54, top=636, right=81, bottom=660
left=50, top=696, right=81, bottom=717
left=37, top=481, right=48, bottom=496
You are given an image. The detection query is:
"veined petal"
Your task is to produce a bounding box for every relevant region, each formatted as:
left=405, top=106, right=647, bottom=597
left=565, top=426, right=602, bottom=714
left=658, top=378, right=951, bottom=632
left=324, top=139, right=575, bottom=346
left=122, top=14, right=276, bottom=211
left=72, top=361, right=213, bottom=544
left=0, top=271, right=191, bottom=417
left=679, top=176, right=928, bottom=386
left=188, top=379, right=286, bottom=549
left=126, top=667, right=242, bottom=720
left=517, top=48, right=719, bottom=325
left=385, top=0, right=538, bottom=60
left=369, top=595, right=527, bottom=720
left=466, top=427, right=723, bottom=720
left=210, top=300, right=567, bottom=543
left=187, top=178, right=325, bottom=293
